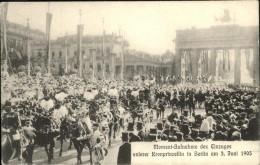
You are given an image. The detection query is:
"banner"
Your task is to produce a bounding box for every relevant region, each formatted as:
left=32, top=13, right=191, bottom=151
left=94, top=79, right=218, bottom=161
left=77, top=24, right=84, bottom=77
left=46, top=12, right=52, bottom=73
left=1, top=2, right=9, bottom=71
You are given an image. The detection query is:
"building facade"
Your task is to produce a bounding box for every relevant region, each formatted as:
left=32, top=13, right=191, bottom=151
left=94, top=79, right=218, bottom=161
left=31, top=34, right=173, bottom=80
left=0, top=21, right=45, bottom=71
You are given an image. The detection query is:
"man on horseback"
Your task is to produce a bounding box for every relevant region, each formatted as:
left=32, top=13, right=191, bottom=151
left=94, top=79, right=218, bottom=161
left=2, top=109, right=23, bottom=161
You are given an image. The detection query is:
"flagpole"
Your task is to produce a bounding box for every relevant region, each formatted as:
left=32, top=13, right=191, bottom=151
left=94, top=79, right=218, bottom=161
left=64, top=32, right=68, bottom=73
left=92, top=36, right=95, bottom=81
left=77, top=10, right=83, bottom=78
left=1, top=3, right=9, bottom=72
left=27, top=18, right=31, bottom=76
left=102, top=18, right=106, bottom=79
left=46, top=7, right=52, bottom=74
left=120, top=31, right=125, bottom=81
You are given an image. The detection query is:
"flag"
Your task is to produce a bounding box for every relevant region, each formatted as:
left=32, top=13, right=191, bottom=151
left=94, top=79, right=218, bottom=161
left=77, top=24, right=84, bottom=77
left=46, top=12, right=52, bottom=73
left=1, top=3, right=8, bottom=63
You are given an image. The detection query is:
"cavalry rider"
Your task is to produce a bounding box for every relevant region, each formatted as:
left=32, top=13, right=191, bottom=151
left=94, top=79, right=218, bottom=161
left=1, top=105, right=23, bottom=161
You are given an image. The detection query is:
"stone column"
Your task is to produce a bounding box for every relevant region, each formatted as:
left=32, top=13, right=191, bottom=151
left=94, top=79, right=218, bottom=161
left=175, top=49, right=181, bottom=77
left=143, top=65, right=147, bottom=76
left=191, top=49, right=198, bottom=83
left=210, top=49, right=216, bottom=77
left=111, top=54, right=115, bottom=79
left=234, top=48, right=241, bottom=84
left=134, top=65, right=137, bottom=77
left=253, top=47, right=259, bottom=87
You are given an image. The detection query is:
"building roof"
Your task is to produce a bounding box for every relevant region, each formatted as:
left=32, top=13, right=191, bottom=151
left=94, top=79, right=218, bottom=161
left=5, top=21, right=45, bottom=40
left=175, top=25, right=258, bottom=42
left=32, top=34, right=129, bottom=46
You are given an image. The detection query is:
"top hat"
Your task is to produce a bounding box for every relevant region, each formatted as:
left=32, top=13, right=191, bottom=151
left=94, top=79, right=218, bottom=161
left=162, top=118, right=167, bottom=124
left=183, top=110, right=189, bottom=116
left=93, top=123, right=99, bottom=127
left=148, top=134, right=157, bottom=141
left=157, top=122, right=163, bottom=131
left=121, top=132, right=129, bottom=141
left=150, top=128, right=157, bottom=134
left=137, top=121, right=143, bottom=131
left=127, top=122, right=134, bottom=132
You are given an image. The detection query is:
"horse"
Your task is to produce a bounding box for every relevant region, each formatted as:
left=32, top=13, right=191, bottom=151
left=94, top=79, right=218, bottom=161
left=58, top=117, right=73, bottom=157
left=69, top=115, right=92, bottom=164
left=1, top=128, right=36, bottom=165
left=32, top=114, right=60, bottom=163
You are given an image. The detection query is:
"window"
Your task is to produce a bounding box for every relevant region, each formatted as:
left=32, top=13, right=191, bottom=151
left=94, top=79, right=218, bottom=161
left=38, top=52, right=42, bottom=59
left=90, top=64, right=93, bottom=69
left=59, top=51, right=62, bottom=60
left=106, top=47, right=110, bottom=54
left=97, top=48, right=100, bottom=55
left=52, top=52, right=55, bottom=59
left=74, top=64, right=77, bottom=69
left=97, top=63, right=101, bottom=72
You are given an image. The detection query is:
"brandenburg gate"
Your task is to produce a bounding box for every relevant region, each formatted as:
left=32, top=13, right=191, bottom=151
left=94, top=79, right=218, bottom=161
left=174, top=25, right=259, bottom=86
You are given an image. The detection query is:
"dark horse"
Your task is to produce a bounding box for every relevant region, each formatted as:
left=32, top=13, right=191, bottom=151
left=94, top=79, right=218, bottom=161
left=59, top=117, right=73, bottom=157
left=69, top=119, right=92, bottom=164
left=32, top=114, right=60, bottom=163
left=1, top=128, right=36, bottom=165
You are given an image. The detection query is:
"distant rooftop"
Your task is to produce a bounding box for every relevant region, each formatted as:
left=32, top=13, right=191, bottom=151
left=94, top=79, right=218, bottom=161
left=5, top=21, right=45, bottom=40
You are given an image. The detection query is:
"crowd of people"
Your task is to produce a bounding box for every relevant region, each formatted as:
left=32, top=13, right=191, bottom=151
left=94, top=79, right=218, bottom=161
left=1, top=71, right=259, bottom=164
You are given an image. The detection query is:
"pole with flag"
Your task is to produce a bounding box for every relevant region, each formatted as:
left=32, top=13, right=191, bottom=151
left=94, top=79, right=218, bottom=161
left=77, top=10, right=84, bottom=78
left=1, top=2, right=9, bottom=72
left=64, top=32, right=68, bottom=73
left=120, top=28, right=125, bottom=80
left=102, top=18, right=106, bottom=79
left=91, top=36, right=96, bottom=81
left=27, top=19, right=31, bottom=76
left=77, top=24, right=84, bottom=77
left=46, top=10, right=52, bottom=74
left=111, top=33, right=115, bottom=79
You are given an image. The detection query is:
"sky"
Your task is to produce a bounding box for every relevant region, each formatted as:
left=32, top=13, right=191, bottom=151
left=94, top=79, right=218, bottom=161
left=7, top=1, right=259, bottom=55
